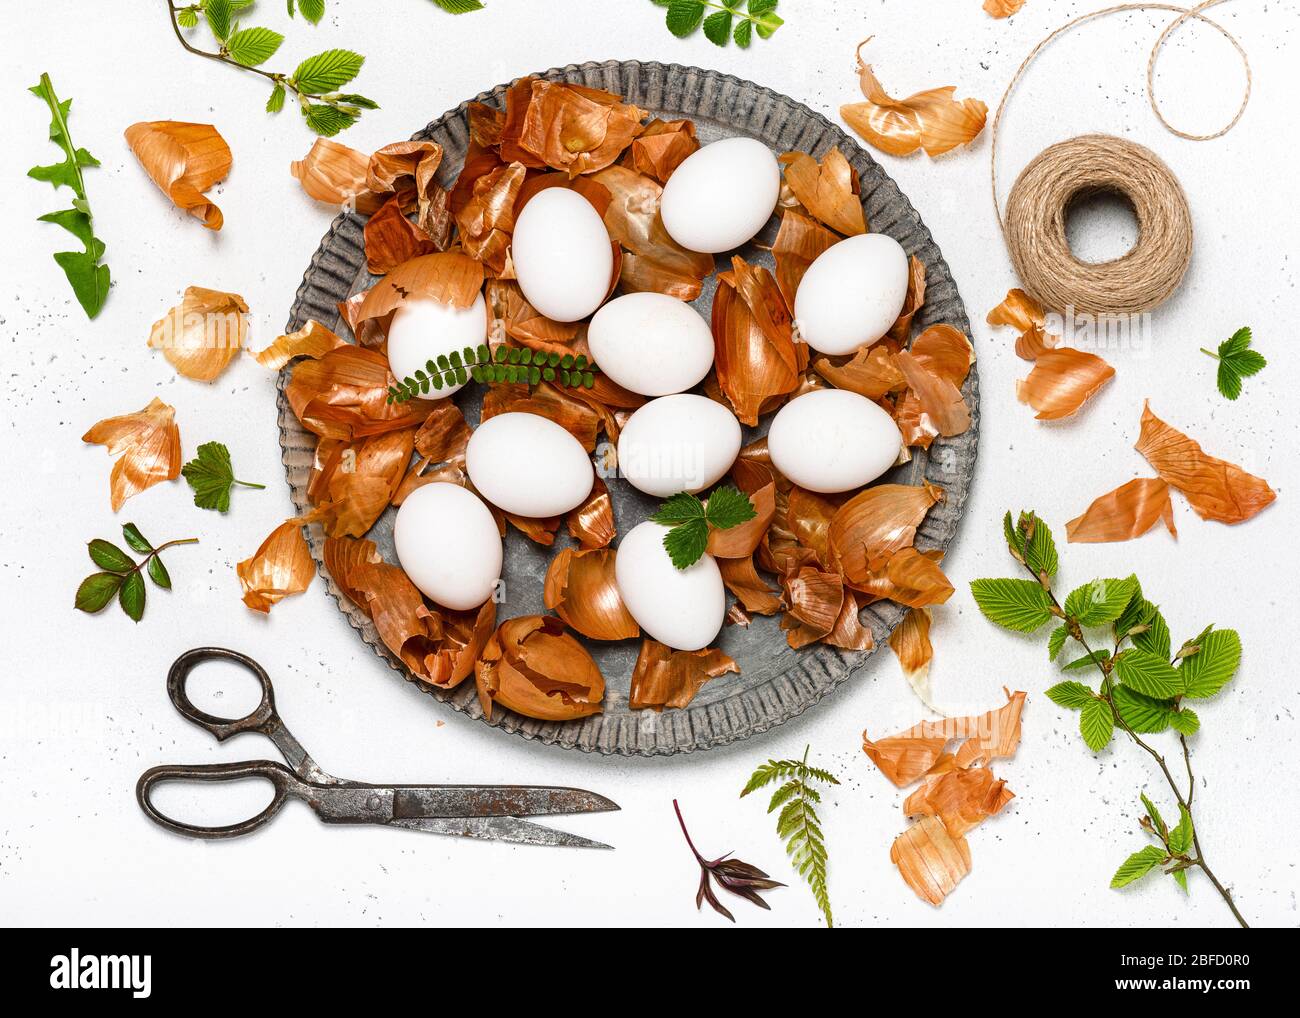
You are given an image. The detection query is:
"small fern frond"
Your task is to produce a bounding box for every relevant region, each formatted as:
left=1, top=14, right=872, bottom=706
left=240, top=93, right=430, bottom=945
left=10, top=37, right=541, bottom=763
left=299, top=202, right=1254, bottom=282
left=386, top=344, right=600, bottom=404
left=744, top=745, right=838, bottom=927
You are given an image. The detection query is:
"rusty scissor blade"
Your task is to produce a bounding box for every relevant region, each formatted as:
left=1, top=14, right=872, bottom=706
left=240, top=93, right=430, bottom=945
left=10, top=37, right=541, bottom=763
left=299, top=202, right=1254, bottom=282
left=391, top=785, right=619, bottom=820
left=389, top=815, right=614, bottom=850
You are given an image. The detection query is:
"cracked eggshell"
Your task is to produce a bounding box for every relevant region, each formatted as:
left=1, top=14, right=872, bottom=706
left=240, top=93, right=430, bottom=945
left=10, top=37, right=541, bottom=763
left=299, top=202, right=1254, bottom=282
left=511, top=187, right=613, bottom=323
left=466, top=411, right=594, bottom=518
left=615, top=521, right=726, bottom=652
left=393, top=482, right=502, bottom=611
left=767, top=388, right=903, bottom=494
left=587, top=292, right=715, bottom=396
left=386, top=293, right=489, bottom=396
left=794, top=233, right=910, bottom=355
left=659, top=137, right=780, bottom=254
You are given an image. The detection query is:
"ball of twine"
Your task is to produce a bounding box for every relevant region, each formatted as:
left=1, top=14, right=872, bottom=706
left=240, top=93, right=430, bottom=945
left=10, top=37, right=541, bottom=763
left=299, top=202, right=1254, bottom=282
left=991, top=1, right=1252, bottom=316
left=1003, top=134, right=1192, bottom=317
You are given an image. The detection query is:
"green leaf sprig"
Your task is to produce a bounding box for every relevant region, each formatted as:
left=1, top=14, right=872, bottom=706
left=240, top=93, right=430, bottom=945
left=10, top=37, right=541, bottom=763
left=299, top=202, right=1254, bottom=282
left=167, top=1, right=378, bottom=136
left=387, top=345, right=600, bottom=404
left=182, top=441, right=265, bottom=512
left=971, top=510, right=1248, bottom=927
left=653, top=0, right=783, bottom=48
left=75, top=524, right=198, bottom=623
left=1202, top=327, right=1266, bottom=401
left=27, top=73, right=110, bottom=319
left=650, top=484, right=757, bottom=570
left=741, top=747, right=838, bottom=927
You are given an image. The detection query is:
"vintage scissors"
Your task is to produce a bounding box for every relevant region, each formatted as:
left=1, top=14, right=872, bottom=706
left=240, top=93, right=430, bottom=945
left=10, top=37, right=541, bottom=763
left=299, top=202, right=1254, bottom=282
left=136, top=647, right=619, bottom=849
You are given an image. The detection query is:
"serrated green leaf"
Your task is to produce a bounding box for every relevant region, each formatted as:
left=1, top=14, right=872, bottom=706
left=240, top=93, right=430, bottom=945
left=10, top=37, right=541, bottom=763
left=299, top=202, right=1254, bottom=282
left=1113, top=685, right=1173, bottom=733
left=266, top=83, right=286, bottom=113
left=119, top=571, right=146, bottom=622
left=1207, top=327, right=1266, bottom=401
left=182, top=442, right=235, bottom=512
left=1141, top=793, right=1166, bottom=838
left=1168, top=804, right=1193, bottom=855
left=1046, top=681, right=1094, bottom=710
left=662, top=518, right=709, bottom=570
left=1132, top=605, right=1171, bottom=659
left=1110, top=845, right=1165, bottom=888
left=665, top=0, right=706, bottom=37
left=297, top=0, right=326, bottom=22
left=75, top=572, right=124, bottom=613
left=1064, top=575, right=1138, bottom=626
left=303, top=102, right=359, bottom=138
left=226, top=26, right=284, bottom=67
left=650, top=492, right=706, bottom=526
left=733, top=17, right=753, bottom=46
left=147, top=555, right=172, bottom=590
left=1062, top=650, right=1110, bottom=672
left=1114, top=648, right=1182, bottom=698
left=88, top=539, right=135, bottom=572
left=702, top=10, right=732, bottom=45
left=1168, top=707, right=1200, bottom=736
left=1080, top=698, right=1114, bottom=752
left=121, top=523, right=152, bottom=554
left=1179, top=628, right=1241, bottom=699
left=1173, top=868, right=1189, bottom=893
left=1114, top=584, right=1150, bottom=639
left=1020, top=511, right=1058, bottom=578
left=1047, top=624, right=1068, bottom=661
left=292, top=49, right=365, bottom=93
left=969, top=578, right=1055, bottom=632
left=1003, top=510, right=1026, bottom=559
left=704, top=485, right=756, bottom=530
left=177, top=7, right=199, bottom=28
left=205, top=0, right=235, bottom=40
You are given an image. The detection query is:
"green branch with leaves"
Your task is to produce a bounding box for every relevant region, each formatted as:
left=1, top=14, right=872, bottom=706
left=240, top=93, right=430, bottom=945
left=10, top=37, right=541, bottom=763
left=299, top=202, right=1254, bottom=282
left=971, top=510, right=1248, bottom=927
left=75, top=524, right=198, bottom=623
left=28, top=74, right=110, bottom=319
left=387, top=345, right=600, bottom=404
left=167, top=0, right=377, bottom=135
left=741, top=746, right=838, bottom=927
left=653, top=0, right=783, bottom=48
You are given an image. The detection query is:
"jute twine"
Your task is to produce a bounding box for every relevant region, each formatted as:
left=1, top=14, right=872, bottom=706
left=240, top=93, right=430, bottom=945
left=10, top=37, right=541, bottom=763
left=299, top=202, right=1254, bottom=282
left=992, top=1, right=1252, bottom=315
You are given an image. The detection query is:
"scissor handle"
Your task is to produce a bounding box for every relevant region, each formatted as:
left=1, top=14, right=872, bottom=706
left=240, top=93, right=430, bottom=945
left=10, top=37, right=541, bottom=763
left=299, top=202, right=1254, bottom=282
left=136, top=760, right=300, bottom=840
left=167, top=647, right=277, bottom=742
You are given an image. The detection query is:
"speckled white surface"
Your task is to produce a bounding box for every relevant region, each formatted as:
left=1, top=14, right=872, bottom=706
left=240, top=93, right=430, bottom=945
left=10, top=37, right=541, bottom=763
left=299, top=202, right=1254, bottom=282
left=1, top=1, right=1296, bottom=928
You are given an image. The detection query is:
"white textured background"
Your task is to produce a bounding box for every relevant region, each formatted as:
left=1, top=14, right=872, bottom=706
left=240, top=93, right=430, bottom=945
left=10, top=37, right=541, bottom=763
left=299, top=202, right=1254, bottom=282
left=1, top=0, right=1296, bottom=928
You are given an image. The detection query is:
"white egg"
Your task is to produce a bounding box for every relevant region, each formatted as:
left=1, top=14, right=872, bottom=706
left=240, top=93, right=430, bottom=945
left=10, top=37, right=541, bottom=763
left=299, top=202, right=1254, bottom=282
left=511, top=188, right=612, bottom=323
left=587, top=292, right=714, bottom=396
left=386, top=293, right=488, bottom=395
left=466, top=411, right=594, bottom=517
left=615, top=521, right=726, bottom=652
left=794, top=233, right=910, bottom=355
left=767, top=388, right=903, bottom=494
left=393, top=482, right=502, bottom=611
left=660, top=137, right=780, bottom=254
left=617, top=394, right=742, bottom=498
